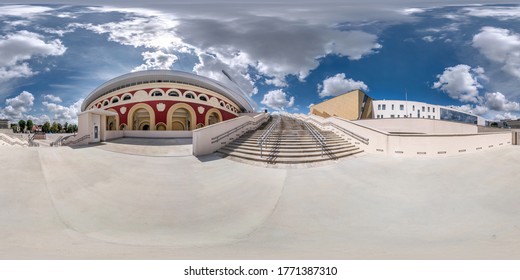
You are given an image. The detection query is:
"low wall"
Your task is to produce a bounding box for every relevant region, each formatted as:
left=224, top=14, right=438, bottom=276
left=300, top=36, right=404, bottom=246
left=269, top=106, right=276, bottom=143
left=193, top=113, right=269, bottom=156
left=296, top=114, right=513, bottom=157
left=0, top=133, right=28, bottom=147
left=104, top=130, right=192, bottom=141
left=355, top=118, right=478, bottom=134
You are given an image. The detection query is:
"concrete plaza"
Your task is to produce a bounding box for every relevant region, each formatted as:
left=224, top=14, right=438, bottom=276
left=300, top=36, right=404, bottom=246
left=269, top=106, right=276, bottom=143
left=1, top=140, right=519, bottom=259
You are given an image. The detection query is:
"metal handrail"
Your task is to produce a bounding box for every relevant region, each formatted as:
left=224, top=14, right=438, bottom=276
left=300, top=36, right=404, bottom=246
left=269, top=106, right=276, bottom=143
left=28, top=134, right=39, bottom=147
left=50, top=136, right=64, bottom=147
left=62, top=134, right=90, bottom=146
left=257, top=117, right=281, bottom=157
left=302, top=121, right=326, bottom=156
left=324, top=122, right=369, bottom=145
left=210, top=114, right=268, bottom=144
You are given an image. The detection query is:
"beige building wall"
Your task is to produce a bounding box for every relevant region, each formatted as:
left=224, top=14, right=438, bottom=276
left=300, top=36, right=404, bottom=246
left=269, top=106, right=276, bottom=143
left=310, top=89, right=373, bottom=120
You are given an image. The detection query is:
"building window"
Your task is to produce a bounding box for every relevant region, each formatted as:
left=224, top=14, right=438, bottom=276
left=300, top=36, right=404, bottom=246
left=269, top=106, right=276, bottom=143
left=103, top=101, right=108, bottom=106
left=398, top=115, right=400, bottom=118
left=400, top=104, right=404, bottom=110
left=123, top=95, right=131, bottom=101
left=422, top=106, right=425, bottom=112
left=428, top=115, right=431, bottom=119
left=391, top=104, right=394, bottom=110
left=428, top=107, right=430, bottom=112
left=391, top=114, right=395, bottom=118
left=378, top=104, right=381, bottom=110
left=382, top=104, right=386, bottom=110
left=168, top=91, right=179, bottom=97
left=410, top=113, right=412, bottom=117
left=151, top=91, right=162, bottom=97
left=199, top=96, right=208, bottom=101
left=220, top=101, right=225, bottom=107
left=433, top=116, right=435, bottom=119
left=185, top=93, right=195, bottom=99
left=112, top=97, right=119, bottom=104
left=433, top=107, right=435, bottom=113
left=412, top=105, right=415, bottom=111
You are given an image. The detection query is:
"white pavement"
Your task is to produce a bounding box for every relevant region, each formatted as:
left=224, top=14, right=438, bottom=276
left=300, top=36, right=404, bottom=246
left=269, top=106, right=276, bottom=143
left=1, top=141, right=520, bottom=259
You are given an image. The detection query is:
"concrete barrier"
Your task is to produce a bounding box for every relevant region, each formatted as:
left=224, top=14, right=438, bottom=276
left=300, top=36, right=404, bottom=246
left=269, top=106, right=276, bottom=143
left=193, top=113, right=269, bottom=156
left=294, top=114, right=513, bottom=157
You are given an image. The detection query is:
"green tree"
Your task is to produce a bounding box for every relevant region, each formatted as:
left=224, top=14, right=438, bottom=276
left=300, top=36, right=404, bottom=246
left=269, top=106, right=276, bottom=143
left=72, top=124, right=78, bottom=133
left=18, top=120, right=26, bottom=133
left=42, top=121, right=51, bottom=133
left=63, top=122, right=68, bottom=133
left=51, top=122, right=58, bottom=133
left=11, top=124, right=18, bottom=133
left=26, top=119, right=33, bottom=133
left=57, top=123, right=63, bottom=133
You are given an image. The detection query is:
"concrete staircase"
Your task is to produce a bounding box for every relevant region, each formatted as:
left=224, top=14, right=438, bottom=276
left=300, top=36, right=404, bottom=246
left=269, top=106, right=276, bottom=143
left=217, top=116, right=363, bottom=164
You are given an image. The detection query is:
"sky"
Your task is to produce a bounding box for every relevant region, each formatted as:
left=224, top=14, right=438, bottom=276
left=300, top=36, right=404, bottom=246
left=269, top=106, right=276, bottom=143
left=0, top=1, right=519, bottom=124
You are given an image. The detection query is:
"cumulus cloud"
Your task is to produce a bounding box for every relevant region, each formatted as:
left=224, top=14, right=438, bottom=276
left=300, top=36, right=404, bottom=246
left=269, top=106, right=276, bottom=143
left=448, top=104, right=489, bottom=116
left=0, top=91, right=34, bottom=120
left=0, top=30, right=66, bottom=82
left=473, top=27, right=520, bottom=79
left=484, top=92, right=520, bottom=112
left=261, top=89, right=294, bottom=111
left=132, top=50, right=178, bottom=72
left=72, top=10, right=187, bottom=51
left=43, top=94, right=62, bottom=103
left=432, top=64, right=486, bottom=103
left=42, top=98, right=83, bottom=124
left=318, top=73, right=369, bottom=98
left=493, top=112, right=519, bottom=121
left=178, top=17, right=381, bottom=85
left=193, top=52, right=257, bottom=96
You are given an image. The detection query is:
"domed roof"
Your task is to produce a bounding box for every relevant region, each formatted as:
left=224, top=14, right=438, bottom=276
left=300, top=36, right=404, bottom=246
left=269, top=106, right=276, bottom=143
left=81, top=70, right=256, bottom=112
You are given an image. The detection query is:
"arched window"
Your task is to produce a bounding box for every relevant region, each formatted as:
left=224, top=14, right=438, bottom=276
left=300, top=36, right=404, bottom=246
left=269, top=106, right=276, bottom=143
left=220, top=101, right=225, bottom=107
left=199, top=95, right=208, bottom=101
left=103, top=100, right=109, bottom=106
left=185, top=93, right=195, bottom=99
left=151, top=91, right=163, bottom=97
left=168, top=91, right=179, bottom=97
left=112, top=97, right=119, bottom=104
left=123, top=95, right=131, bottom=101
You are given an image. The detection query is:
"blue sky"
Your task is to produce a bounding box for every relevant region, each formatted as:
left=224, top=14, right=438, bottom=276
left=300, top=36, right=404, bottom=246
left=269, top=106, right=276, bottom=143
left=0, top=2, right=519, bottom=124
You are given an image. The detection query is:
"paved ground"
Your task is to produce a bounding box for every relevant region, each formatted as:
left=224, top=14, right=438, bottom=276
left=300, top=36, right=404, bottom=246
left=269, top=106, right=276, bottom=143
left=1, top=140, right=520, bottom=259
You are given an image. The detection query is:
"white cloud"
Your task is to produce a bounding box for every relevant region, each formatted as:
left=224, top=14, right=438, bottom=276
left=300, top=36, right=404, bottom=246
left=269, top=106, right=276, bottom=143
left=193, top=53, right=257, bottom=96
left=179, top=18, right=381, bottom=85
left=318, top=73, right=369, bottom=98
left=473, top=27, right=520, bottom=79
left=0, top=91, right=34, bottom=120
left=0, top=30, right=66, bottom=82
left=42, top=98, right=83, bottom=124
left=261, top=89, right=295, bottom=111
left=463, top=6, right=520, bottom=20
left=422, top=36, right=435, bottom=42
left=432, top=64, right=486, bottom=103
left=307, top=103, right=315, bottom=108
left=43, top=94, right=62, bottom=103
left=132, top=50, right=178, bottom=72
left=448, top=104, right=489, bottom=116
left=72, top=11, right=187, bottom=51
left=484, top=92, right=520, bottom=112
left=493, top=112, right=519, bottom=121
left=402, top=8, right=425, bottom=15
left=0, top=5, right=53, bottom=18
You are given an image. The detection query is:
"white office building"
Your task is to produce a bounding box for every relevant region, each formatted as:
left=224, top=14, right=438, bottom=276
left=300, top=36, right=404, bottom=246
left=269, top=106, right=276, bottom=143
left=372, top=100, right=485, bottom=126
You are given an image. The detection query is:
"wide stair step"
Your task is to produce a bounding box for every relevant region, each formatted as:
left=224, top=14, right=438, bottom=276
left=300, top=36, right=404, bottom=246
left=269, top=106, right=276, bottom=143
left=216, top=115, right=364, bottom=165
